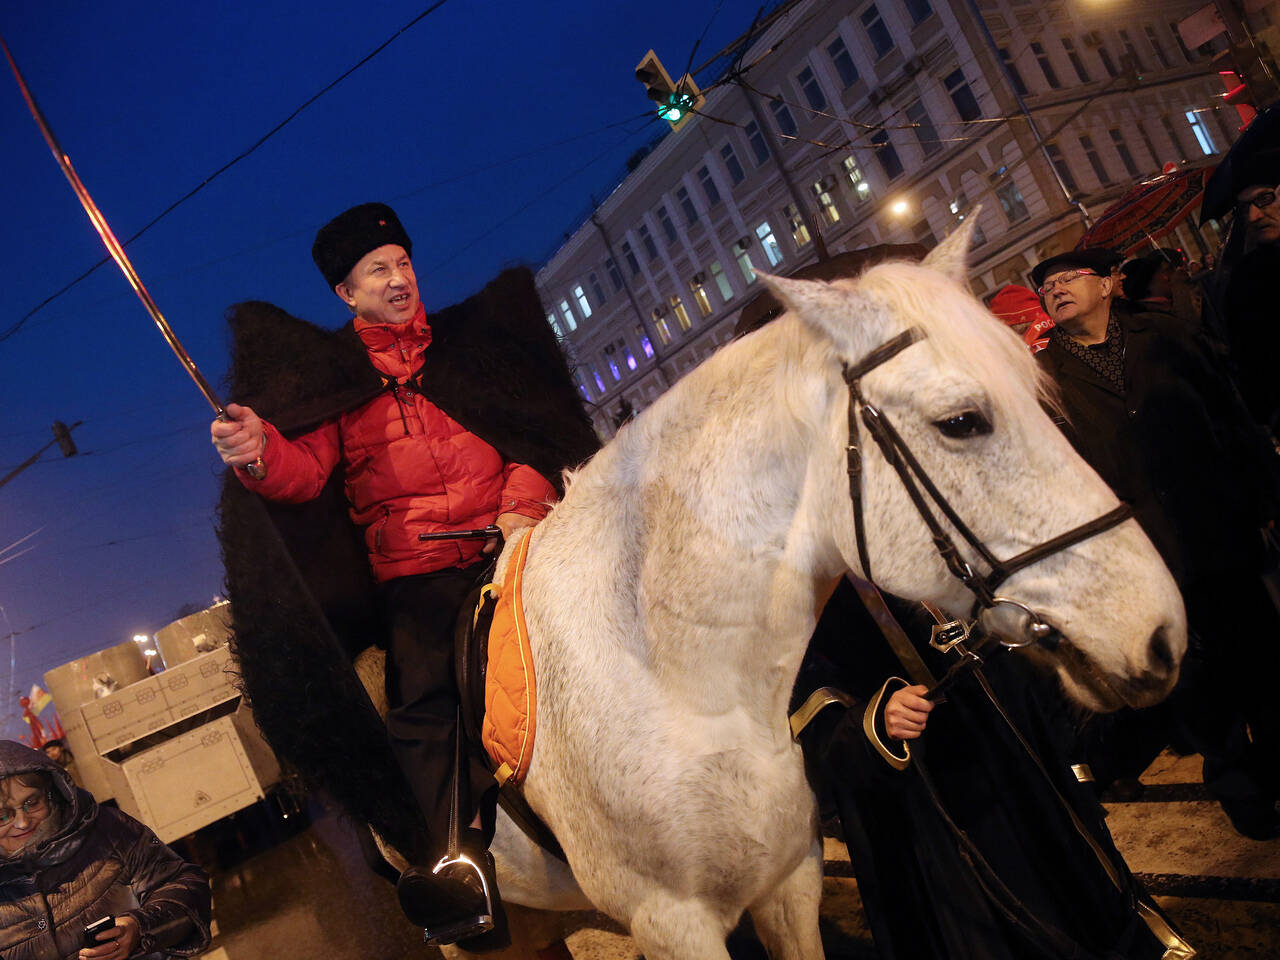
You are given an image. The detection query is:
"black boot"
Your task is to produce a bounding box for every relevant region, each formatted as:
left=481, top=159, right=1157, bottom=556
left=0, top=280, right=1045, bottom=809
left=396, top=829, right=511, bottom=950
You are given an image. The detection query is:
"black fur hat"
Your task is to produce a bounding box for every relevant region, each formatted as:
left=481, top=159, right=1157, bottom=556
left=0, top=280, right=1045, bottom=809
left=1030, top=247, right=1122, bottom=290
left=312, top=203, right=413, bottom=289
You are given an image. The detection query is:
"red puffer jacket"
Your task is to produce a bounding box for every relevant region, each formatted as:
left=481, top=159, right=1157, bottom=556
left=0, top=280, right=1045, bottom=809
left=237, top=304, right=556, bottom=581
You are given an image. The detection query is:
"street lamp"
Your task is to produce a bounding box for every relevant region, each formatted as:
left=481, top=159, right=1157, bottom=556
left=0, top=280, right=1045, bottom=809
left=890, top=198, right=910, bottom=217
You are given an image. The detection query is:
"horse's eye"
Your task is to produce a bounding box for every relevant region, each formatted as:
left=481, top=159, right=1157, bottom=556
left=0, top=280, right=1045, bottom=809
left=933, top=411, right=992, bottom=438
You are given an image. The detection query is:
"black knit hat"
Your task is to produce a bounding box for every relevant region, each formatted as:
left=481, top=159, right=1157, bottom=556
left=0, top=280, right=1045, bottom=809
left=1030, top=248, right=1122, bottom=289
left=312, top=203, right=413, bottom=289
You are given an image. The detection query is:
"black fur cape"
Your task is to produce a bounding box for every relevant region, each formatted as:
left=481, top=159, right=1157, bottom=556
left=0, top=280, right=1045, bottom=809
left=217, top=267, right=599, bottom=859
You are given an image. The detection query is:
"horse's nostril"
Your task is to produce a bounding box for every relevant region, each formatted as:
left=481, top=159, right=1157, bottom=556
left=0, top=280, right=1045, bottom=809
left=1149, top=627, right=1176, bottom=674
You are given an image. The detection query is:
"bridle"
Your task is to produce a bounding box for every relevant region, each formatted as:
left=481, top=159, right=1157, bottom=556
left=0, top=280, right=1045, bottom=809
left=841, top=327, right=1132, bottom=649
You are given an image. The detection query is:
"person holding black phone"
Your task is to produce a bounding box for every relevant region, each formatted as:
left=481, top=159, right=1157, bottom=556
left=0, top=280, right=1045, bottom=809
left=0, top=741, right=210, bottom=959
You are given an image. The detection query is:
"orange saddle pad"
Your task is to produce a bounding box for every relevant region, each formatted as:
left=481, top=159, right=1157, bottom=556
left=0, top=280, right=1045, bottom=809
left=481, top=531, right=537, bottom=787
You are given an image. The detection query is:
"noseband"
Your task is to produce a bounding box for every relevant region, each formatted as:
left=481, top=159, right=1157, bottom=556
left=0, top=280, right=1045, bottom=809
left=842, top=327, right=1132, bottom=647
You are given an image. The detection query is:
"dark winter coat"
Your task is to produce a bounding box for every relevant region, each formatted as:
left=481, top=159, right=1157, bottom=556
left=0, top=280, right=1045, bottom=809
left=217, top=267, right=600, bottom=861
left=1223, top=242, right=1280, bottom=435
left=1036, top=307, right=1278, bottom=588
left=0, top=741, right=210, bottom=960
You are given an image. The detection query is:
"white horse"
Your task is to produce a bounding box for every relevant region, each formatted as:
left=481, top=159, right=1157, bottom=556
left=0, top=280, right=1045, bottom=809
left=477, top=223, right=1185, bottom=960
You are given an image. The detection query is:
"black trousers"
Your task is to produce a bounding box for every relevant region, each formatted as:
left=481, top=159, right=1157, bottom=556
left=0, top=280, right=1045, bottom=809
left=379, top=563, right=495, bottom=857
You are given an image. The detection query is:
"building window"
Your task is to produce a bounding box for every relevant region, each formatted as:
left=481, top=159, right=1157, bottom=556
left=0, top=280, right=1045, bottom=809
left=689, top=274, right=714, bottom=316
left=1160, top=114, right=1186, bottom=160
left=709, top=260, right=734, bottom=301
left=547, top=312, right=563, bottom=338
left=1090, top=33, right=1118, bottom=77
left=906, top=100, right=941, bottom=156
left=721, top=143, right=746, bottom=185
left=999, top=48, right=1028, bottom=96
left=827, top=36, right=859, bottom=87
left=621, top=241, right=640, bottom=276
left=1118, top=29, right=1144, bottom=72
left=1169, top=21, right=1195, bottom=62
left=589, top=272, right=608, bottom=304
left=1080, top=134, right=1110, bottom=184
left=1109, top=129, right=1139, bottom=178
left=949, top=192, right=986, bottom=246
left=606, top=257, right=624, bottom=292
left=770, top=97, right=798, bottom=137
left=588, top=364, right=606, bottom=394
left=1138, top=121, right=1161, bottom=167
left=871, top=129, right=904, bottom=180
left=812, top=178, right=842, bottom=224
left=634, top=324, right=655, bottom=359
left=651, top=308, right=672, bottom=345
left=1186, top=110, right=1218, bottom=155
left=903, top=0, right=932, bottom=26
left=861, top=5, right=894, bottom=59
left=944, top=69, right=981, bottom=122
left=638, top=223, right=659, bottom=260
left=676, top=185, right=699, bottom=225
left=993, top=165, right=1029, bottom=222
left=733, top=239, right=757, bottom=284
left=574, top=370, right=591, bottom=401
left=744, top=120, right=771, bottom=164
left=1061, top=37, right=1091, bottom=83
left=670, top=294, right=692, bottom=331
left=657, top=206, right=679, bottom=244
left=573, top=284, right=593, bottom=318
left=913, top=218, right=937, bottom=250
left=756, top=221, right=783, bottom=267
left=1144, top=24, right=1172, bottom=69
left=1031, top=41, right=1060, bottom=88
left=604, top=347, right=622, bottom=382
left=842, top=156, right=872, bottom=202
left=785, top=203, right=812, bottom=247
left=698, top=166, right=722, bottom=207
left=797, top=66, right=827, bottom=110
left=604, top=339, right=636, bottom=378
left=558, top=299, right=577, bottom=332
left=1045, top=142, right=1079, bottom=194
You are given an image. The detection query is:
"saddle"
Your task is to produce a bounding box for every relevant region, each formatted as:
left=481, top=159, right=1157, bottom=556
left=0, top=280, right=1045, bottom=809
left=456, top=533, right=566, bottom=861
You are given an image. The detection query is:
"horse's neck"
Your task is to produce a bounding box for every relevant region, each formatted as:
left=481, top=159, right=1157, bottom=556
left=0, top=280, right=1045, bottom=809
left=548, top=322, right=842, bottom=725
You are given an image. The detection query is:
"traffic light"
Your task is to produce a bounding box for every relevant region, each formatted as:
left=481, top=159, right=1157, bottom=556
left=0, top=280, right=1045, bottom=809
left=635, top=50, right=705, bottom=130
left=51, top=420, right=77, bottom=457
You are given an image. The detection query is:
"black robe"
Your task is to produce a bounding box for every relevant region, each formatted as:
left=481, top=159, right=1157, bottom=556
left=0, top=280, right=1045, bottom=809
left=216, top=267, right=599, bottom=860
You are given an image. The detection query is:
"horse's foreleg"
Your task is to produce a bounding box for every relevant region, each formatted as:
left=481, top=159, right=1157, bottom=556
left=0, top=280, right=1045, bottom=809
left=629, top=895, right=734, bottom=960
left=748, top=840, right=825, bottom=960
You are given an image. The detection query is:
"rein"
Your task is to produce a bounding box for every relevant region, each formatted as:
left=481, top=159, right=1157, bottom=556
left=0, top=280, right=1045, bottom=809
left=841, top=327, right=1133, bottom=647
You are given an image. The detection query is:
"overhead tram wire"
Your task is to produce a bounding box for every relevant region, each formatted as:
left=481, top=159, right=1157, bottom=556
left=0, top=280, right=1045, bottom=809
left=1, top=0, right=454, bottom=344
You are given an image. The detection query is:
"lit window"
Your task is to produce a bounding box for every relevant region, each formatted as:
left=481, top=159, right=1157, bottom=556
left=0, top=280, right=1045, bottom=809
left=733, top=239, right=757, bottom=284
left=842, top=156, right=872, bottom=202
left=1060, top=37, right=1090, bottom=83
left=573, top=284, right=592, bottom=319
left=904, top=0, right=932, bottom=25
left=906, top=100, right=941, bottom=156
left=604, top=347, right=622, bottom=382
left=1031, top=41, right=1060, bottom=88
left=698, top=166, right=722, bottom=207
left=797, top=67, right=827, bottom=110
left=811, top=179, right=841, bottom=224
left=589, top=271, right=607, bottom=304
left=670, top=295, right=692, bottom=331
left=1186, top=110, right=1218, bottom=155
left=1080, top=134, right=1110, bottom=184
left=547, top=312, right=563, bottom=338
left=676, top=186, right=699, bottom=225
left=589, top=364, right=606, bottom=394
left=770, top=97, right=798, bottom=137
left=827, top=36, right=859, bottom=87
left=622, top=341, right=637, bottom=371
left=651, top=308, right=673, bottom=345
left=621, top=241, right=640, bottom=276
left=949, top=191, right=986, bottom=246
left=575, top=371, right=592, bottom=401
left=657, top=206, right=678, bottom=244
left=944, top=70, right=981, bottom=122
left=785, top=203, right=811, bottom=247
left=606, top=257, right=624, bottom=291
left=744, top=120, right=771, bottom=164
left=709, top=261, right=734, bottom=301
left=756, top=222, right=783, bottom=267
left=558, top=299, right=577, bottom=332
left=689, top=274, right=714, bottom=316
left=720, top=143, right=746, bottom=185
left=861, top=5, right=894, bottom=59
left=871, top=129, right=904, bottom=180
left=634, top=324, right=655, bottom=359
left=1045, top=142, right=1078, bottom=194
left=638, top=224, right=658, bottom=260
left=1109, top=129, right=1139, bottom=177
left=992, top=165, right=1029, bottom=222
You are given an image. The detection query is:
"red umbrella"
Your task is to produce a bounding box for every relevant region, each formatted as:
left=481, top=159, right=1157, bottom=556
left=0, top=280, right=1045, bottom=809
left=1076, top=166, right=1214, bottom=256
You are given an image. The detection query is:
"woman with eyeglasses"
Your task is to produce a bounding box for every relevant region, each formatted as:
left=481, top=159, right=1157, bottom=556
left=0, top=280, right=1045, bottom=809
left=0, top=741, right=210, bottom=960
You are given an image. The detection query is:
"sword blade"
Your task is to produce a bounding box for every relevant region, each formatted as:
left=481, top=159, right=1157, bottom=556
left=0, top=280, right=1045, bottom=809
left=2, top=33, right=225, bottom=417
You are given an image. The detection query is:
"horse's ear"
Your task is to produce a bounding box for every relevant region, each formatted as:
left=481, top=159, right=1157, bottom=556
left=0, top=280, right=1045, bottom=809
left=760, top=273, right=873, bottom=353
left=922, top=205, right=981, bottom=282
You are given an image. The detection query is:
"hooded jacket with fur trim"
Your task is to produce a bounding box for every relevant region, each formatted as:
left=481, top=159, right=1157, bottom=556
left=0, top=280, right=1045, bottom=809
left=0, top=741, right=211, bottom=960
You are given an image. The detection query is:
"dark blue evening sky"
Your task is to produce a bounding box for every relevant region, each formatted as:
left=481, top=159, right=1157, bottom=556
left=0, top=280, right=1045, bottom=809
left=0, top=0, right=748, bottom=740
